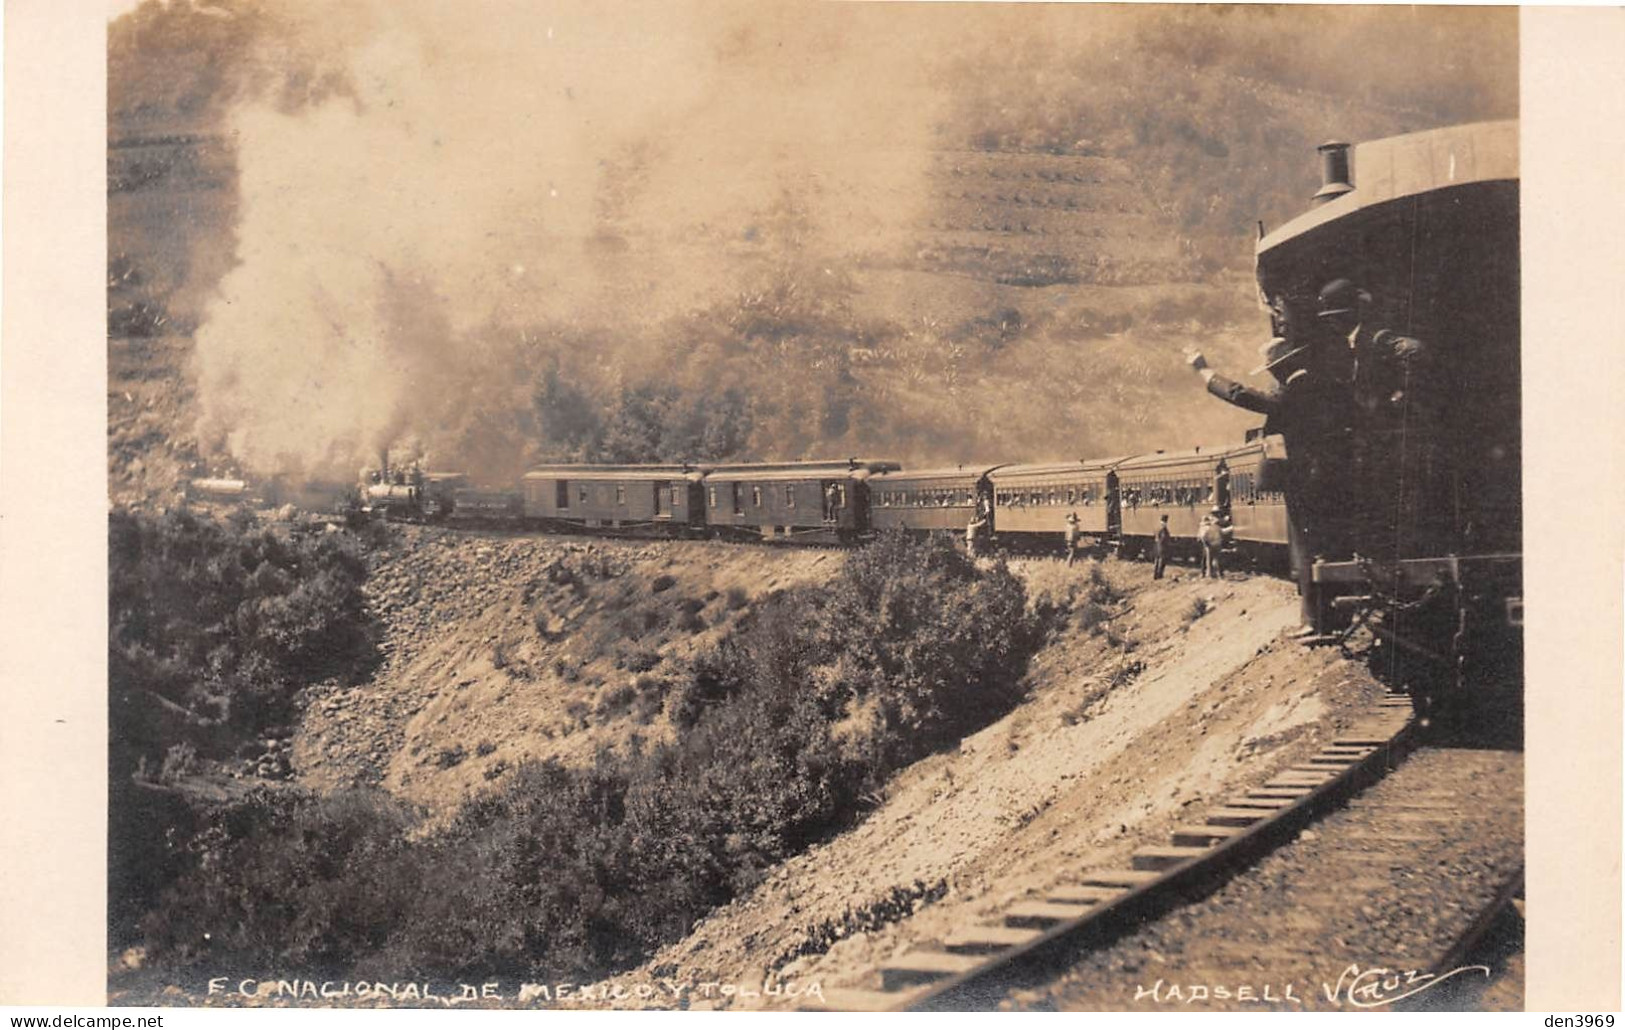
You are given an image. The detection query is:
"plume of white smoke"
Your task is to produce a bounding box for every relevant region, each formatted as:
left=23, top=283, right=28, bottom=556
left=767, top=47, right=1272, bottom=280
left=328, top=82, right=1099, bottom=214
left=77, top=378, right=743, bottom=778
left=193, top=0, right=947, bottom=478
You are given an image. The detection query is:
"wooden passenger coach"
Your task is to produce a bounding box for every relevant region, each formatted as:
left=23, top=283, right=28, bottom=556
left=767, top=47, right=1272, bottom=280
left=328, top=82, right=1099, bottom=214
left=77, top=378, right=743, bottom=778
left=1217, top=436, right=1289, bottom=549
left=987, top=459, right=1122, bottom=546
left=1114, top=448, right=1230, bottom=554
left=702, top=459, right=900, bottom=542
left=521, top=465, right=709, bottom=533
left=869, top=465, right=999, bottom=535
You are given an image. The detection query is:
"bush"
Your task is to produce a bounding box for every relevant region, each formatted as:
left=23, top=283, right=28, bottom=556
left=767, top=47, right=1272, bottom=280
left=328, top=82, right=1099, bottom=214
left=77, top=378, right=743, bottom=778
left=141, top=789, right=420, bottom=972
left=136, top=533, right=1046, bottom=987
left=108, top=509, right=378, bottom=943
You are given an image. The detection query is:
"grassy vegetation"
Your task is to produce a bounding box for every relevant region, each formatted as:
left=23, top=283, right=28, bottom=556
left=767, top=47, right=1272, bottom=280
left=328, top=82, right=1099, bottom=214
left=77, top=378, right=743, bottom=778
left=133, top=534, right=1046, bottom=984
left=108, top=508, right=379, bottom=944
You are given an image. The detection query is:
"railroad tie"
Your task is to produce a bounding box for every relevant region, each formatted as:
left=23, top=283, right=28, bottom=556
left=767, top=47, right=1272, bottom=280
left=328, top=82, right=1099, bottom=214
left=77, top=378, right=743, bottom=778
left=1047, top=884, right=1127, bottom=905
left=1131, top=845, right=1211, bottom=871
left=1080, top=868, right=1163, bottom=889
left=941, top=924, right=1047, bottom=955
left=1247, top=786, right=1316, bottom=799
left=1224, top=795, right=1297, bottom=810
left=1005, top=900, right=1096, bottom=928
left=1170, top=824, right=1244, bottom=846
left=878, top=949, right=986, bottom=990
left=1205, top=807, right=1270, bottom=827
left=1268, top=773, right=1336, bottom=788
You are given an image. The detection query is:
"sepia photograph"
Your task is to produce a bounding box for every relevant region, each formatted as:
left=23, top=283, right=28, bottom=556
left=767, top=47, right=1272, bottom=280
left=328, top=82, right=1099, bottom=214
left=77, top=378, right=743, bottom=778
left=23, top=0, right=1575, bottom=1012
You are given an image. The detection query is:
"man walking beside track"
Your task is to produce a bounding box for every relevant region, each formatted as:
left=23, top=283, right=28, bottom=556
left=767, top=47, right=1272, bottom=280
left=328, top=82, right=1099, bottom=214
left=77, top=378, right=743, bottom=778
left=1199, top=507, right=1224, bottom=579
left=965, top=511, right=989, bottom=559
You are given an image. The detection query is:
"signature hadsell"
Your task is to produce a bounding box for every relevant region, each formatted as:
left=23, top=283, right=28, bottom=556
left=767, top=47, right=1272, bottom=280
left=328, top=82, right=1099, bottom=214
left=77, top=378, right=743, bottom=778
left=1134, top=963, right=1492, bottom=1009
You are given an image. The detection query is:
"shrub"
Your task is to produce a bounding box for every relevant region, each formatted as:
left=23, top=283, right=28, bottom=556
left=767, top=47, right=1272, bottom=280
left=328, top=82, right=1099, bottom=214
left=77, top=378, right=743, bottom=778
left=135, top=533, right=1046, bottom=988
left=108, top=509, right=379, bottom=943
left=651, top=574, right=677, bottom=593
left=623, top=649, right=662, bottom=673
left=141, top=789, right=420, bottom=971
left=434, top=745, right=468, bottom=769
left=1185, top=597, right=1212, bottom=625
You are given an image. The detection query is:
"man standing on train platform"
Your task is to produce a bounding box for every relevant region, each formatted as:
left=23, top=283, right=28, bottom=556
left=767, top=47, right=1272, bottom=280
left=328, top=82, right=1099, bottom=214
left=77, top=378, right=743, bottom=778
left=1313, top=278, right=1438, bottom=560
left=1184, top=339, right=1350, bottom=637
left=1152, top=513, right=1171, bottom=580
left=1063, top=511, right=1082, bottom=567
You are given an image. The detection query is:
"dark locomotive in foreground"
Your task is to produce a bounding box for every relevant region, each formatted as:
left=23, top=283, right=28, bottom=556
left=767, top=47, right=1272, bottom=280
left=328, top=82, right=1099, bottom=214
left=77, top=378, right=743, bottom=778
left=190, top=122, right=1521, bottom=710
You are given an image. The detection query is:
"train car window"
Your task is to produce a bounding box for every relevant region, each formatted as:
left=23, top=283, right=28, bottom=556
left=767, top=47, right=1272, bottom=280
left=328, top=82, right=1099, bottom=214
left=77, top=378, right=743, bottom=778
left=556, top=481, right=570, bottom=509
left=752, top=486, right=763, bottom=508
left=616, top=484, right=627, bottom=506
left=578, top=485, right=588, bottom=505
left=671, top=486, right=681, bottom=507
left=785, top=484, right=796, bottom=508
left=732, top=483, right=744, bottom=516
left=708, top=486, right=718, bottom=508
left=836, top=484, right=847, bottom=508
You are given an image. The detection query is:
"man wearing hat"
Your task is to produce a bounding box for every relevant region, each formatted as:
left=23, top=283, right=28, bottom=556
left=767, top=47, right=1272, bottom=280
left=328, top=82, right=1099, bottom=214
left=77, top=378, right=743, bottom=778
left=1198, top=508, right=1225, bottom=579
left=1185, top=338, right=1347, bottom=636
left=1315, top=277, right=1436, bottom=560
left=1063, top=511, right=1082, bottom=567
left=1152, top=513, right=1171, bottom=580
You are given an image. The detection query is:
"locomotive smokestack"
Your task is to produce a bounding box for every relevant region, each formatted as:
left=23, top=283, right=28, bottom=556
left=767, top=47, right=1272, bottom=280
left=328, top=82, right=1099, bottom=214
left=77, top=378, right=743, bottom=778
left=1313, top=141, right=1353, bottom=204
left=379, top=447, right=390, bottom=479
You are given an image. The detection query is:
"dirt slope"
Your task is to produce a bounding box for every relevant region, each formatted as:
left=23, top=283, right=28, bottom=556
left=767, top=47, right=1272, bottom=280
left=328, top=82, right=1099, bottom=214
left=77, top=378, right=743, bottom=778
left=569, top=557, right=1386, bottom=1008
left=292, top=528, right=847, bottom=815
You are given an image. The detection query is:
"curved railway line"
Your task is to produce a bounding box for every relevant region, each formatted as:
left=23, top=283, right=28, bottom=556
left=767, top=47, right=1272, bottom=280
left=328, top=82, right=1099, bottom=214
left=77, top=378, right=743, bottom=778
left=807, top=692, right=1524, bottom=1011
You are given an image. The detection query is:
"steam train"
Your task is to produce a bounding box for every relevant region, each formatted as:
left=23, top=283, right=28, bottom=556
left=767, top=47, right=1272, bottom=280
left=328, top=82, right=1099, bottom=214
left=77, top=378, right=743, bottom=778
left=190, top=121, right=1522, bottom=704
left=353, top=439, right=1289, bottom=568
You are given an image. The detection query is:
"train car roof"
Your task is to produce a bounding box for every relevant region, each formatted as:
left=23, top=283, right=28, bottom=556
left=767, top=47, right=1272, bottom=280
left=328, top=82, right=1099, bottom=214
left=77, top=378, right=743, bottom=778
left=990, top=458, right=1127, bottom=480
left=704, top=460, right=901, bottom=481
left=870, top=464, right=1003, bottom=483
left=1257, top=120, right=1517, bottom=256
left=524, top=465, right=710, bottom=483
left=704, top=459, right=902, bottom=474
left=703, top=465, right=900, bottom=484
left=1113, top=448, right=1229, bottom=473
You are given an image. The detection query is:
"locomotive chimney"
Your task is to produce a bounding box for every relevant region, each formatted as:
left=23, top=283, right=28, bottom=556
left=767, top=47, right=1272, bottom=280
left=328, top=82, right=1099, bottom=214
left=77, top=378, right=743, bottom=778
left=1313, top=141, right=1353, bottom=204
left=379, top=447, right=390, bottom=479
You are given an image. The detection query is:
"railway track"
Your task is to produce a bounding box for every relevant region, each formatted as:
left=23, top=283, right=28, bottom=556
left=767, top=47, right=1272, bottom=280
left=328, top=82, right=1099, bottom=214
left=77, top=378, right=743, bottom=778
left=805, top=691, right=1523, bottom=1012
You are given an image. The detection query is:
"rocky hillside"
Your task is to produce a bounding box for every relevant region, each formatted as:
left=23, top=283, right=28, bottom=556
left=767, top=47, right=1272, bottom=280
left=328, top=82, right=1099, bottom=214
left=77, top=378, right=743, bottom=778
left=291, top=528, right=849, bottom=814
